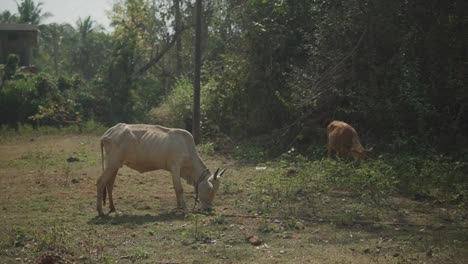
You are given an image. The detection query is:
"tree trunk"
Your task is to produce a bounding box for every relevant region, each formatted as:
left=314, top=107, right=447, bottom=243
left=192, top=0, right=202, bottom=144
left=174, top=0, right=182, bottom=75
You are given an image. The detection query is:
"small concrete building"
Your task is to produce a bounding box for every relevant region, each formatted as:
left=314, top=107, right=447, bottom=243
left=0, top=24, right=39, bottom=66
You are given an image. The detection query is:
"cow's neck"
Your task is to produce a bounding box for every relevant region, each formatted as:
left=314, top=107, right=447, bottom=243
left=181, top=156, right=208, bottom=186
left=192, top=158, right=208, bottom=186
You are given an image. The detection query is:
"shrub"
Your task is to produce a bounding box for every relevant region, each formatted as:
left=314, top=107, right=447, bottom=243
left=150, top=76, right=193, bottom=128
left=0, top=78, right=38, bottom=127
left=3, top=54, right=19, bottom=81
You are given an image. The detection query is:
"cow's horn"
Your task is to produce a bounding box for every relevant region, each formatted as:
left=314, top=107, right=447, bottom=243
left=219, top=168, right=227, bottom=177
left=213, top=168, right=220, bottom=180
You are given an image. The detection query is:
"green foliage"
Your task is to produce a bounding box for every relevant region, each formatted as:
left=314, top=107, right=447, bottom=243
left=3, top=54, right=20, bottom=81
left=34, top=226, right=71, bottom=253
left=0, top=10, right=18, bottom=23
left=251, top=154, right=468, bottom=219
left=0, top=77, right=38, bottom=127
left=27, top=74, right=81, bottom=126
left=198, top=142, right=215, bottom=156
left=232, top=145, right=266, bottom=162
left=131, top=77, right=164, bottom=122
left=0, top=72, right=109, bottom=129
left=30, top=99, right=81, bottom=125
left=16, top=0, right=52, bottom=25
left=150, top=76, right=193, bottom=128
left=318, top=159, right=398, bottom=203
left=386, top=155, right=468, bottom=201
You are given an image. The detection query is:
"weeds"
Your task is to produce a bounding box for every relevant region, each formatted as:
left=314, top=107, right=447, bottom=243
left=33, top=226, right=72, bottom=254
left=250, top=154, right=468, bottom=222
left=80, top=230, right=108, bottom=263
left=183, top=213, right=223, bottom=243
left=233, top=145, right=266, bottom=162
left=198, top=142, right=215, bottom=156
left=220, top=174, right=242, bottom=195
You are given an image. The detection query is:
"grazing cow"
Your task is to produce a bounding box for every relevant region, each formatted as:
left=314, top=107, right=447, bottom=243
left=96, top=123, right=226, bottom=217
left=327, top=120, right=369, bottom=160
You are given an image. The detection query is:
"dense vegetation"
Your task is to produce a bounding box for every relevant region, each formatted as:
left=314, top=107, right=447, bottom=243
left=1, top=1, right=467, bottom=204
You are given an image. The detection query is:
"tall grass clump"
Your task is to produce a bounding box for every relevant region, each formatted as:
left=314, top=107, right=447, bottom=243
left=250, top=153, right=468, bottom=219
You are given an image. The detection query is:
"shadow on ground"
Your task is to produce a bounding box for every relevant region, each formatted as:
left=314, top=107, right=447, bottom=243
left=88, top=210, right=187, bottom=225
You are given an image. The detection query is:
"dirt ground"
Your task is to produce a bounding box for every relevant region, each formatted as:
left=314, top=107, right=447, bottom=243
left=0, top=134, right=467, bottom=263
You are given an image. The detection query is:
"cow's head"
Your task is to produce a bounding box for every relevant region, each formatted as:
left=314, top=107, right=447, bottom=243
left=351, top=149, right=367, bottom=160
left=197, top=168, right=226, bottom=210
left=351, top=146, right=373, bottom=160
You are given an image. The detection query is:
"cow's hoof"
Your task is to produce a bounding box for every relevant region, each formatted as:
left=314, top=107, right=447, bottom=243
left=172, top=207, right=186, bottom=215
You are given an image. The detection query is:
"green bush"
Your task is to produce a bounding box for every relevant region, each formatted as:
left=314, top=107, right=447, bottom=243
left=131, top=77, right=164, bottom=123
left=0, top=72, right=106, bottom=129
left=150, top=76, right=193, bottom=129
left=0, top=78, right=39, bottom=127
left=387, top=155, right=468, bottom=200
left=3, top=54, right=19, bottom=81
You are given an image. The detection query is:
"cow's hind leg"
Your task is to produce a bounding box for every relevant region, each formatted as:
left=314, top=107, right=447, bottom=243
left=170, top=166, right=186, bottom=209
left=107, top=170, right=118, bottom=214
left=97, top=167, right=119, bottom=217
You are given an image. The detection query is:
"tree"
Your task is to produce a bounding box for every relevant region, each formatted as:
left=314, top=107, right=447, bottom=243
left=173, top=0, right=183, bottom=75
left=75, top=16, right=103, bottom=79
left=39, top=23, right=71, bottom=75
left=0, top=10, right=18, bottom=23
left=192, top=0, right=202, bottom=144
left=16, top=0, right=52, bottom=25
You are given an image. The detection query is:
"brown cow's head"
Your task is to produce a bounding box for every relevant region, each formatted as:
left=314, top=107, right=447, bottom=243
left=351, top=146, right=373, bottom=160
left=198, top=168, right=226, bottom=210
left=351, top=149, right=367, bottom=160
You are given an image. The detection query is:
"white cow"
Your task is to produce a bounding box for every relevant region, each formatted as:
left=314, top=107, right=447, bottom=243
left=96, top=123, right=226, bottom=217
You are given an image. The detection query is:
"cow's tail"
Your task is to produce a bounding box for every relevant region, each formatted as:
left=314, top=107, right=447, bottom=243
left=101, top=140, right=105, bottom=171
left=103, top=187, right=107, bottom=205
left=100, top=140, right=107, bottom=205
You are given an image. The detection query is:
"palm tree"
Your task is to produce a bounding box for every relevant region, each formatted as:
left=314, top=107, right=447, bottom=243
left=0, top=10, right=18, bottom=23
left=41, top=23, right=75, bottom=75
left=76, top=16, right=96, bottom=44
left=75, top=16, right=103, bottom=79
left=16, top=0, right=52, bottom=25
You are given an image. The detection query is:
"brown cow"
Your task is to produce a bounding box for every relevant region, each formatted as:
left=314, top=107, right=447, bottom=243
left=327, top=120, right=369, bottom=160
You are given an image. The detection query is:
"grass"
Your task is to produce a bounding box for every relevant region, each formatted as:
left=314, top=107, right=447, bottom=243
left=0, top=131, right=467, bottom=263
left=0, top=120, right=106, bottom=143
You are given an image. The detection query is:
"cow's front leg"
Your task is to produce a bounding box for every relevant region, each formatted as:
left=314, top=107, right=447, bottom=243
left=170, top=166, right=186, bottom=209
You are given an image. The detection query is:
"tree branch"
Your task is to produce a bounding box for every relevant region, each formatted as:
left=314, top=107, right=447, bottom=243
left=134, top=27, right=186, bottom=76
